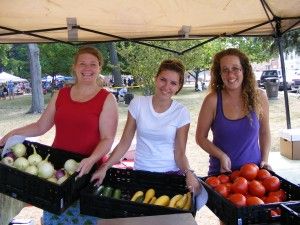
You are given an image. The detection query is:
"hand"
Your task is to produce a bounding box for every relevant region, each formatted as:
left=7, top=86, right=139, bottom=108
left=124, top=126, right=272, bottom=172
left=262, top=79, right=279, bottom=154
left=90, top=164, right=109, bottom=186
left=260, top=161, right=272, bottom=171
left=186, top=171, right=201, bottom=194
left=219, top=153, right=232, bottom=173
left=0, top=131, right=15, bottom=146
left=76, top=157, right=96, bottom=178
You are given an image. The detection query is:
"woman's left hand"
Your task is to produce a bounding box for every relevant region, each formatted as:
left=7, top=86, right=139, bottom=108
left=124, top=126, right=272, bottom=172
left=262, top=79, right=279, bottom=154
left=260, top=161, right=272, bottom=171
left=76, top=157, right=96, bottom=177
left=186, top=172, right=201, bottom=194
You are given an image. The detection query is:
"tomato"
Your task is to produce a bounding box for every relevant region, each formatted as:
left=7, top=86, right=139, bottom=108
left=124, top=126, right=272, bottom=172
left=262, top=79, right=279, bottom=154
left=218, top=174, right=230, bottom=184
left=224, top=182, right=232, bottom=193
left=262, top=176, right=280, bottom=192
left=205, top=176, right=220, bottom=188
left=228, top=193, right=246, bottom=207
left=270, top=209, right=281, bottom=217
left=239, top=163, right=259, bottom=181
left=231, top=177, right=248, bottom=195
left=248, top=180, right=266, bottom=197
left=230, top=170, right=240, bottom=182
left=264, top=195, right=280, bottom=204
left=246, top=196, right=264, bottom=206
left=256, top=169, right=271, bottom=181
left=268, top=189, right=286, bottom=201
left=215, top=184, right=229, bottom=197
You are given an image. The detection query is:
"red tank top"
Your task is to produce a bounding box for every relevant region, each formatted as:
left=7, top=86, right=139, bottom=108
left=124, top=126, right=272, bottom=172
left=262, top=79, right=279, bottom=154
left=52, top=87, right=109, bottom=156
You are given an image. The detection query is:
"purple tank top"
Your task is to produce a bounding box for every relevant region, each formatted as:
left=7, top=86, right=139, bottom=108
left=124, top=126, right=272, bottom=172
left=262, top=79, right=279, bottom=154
left=209, top=91, right=261, bottom=175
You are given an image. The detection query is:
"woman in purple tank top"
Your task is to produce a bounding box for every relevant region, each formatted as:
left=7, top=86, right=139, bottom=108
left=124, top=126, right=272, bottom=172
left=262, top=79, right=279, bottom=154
left=196, top=48, right=271, bottom=176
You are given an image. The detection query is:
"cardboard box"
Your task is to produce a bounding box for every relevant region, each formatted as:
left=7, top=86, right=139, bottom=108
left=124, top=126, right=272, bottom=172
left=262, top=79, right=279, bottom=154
left=280, top=129, right=300, bottom=160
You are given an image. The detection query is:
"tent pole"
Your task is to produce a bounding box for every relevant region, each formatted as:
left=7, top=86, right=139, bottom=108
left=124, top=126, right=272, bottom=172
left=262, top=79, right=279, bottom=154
left=275, top=18, right=291, bottom=129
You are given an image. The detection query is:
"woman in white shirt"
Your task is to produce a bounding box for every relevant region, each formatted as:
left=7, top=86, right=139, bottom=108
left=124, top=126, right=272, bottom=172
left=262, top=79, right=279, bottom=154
left=91, top=59, right=201, bottom=193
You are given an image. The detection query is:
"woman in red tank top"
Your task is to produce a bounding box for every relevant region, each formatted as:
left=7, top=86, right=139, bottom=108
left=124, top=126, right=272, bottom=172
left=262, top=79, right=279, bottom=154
left=0, top=46, right=118, bottom=224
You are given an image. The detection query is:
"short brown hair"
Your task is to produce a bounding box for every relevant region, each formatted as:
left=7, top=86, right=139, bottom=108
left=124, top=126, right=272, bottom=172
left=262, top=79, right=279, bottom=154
left=155, top=59, right=185, bottom=94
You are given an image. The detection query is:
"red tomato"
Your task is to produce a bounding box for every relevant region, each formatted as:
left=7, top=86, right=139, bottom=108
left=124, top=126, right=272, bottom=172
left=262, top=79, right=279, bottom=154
left=256, top=169, right=271, bottom=181
left=246, top=196, right=264, bottom=206
left=270, top=209, right=281, bottom=217
left=205, top=176, right=220, bottom=188
left=230, top=170, right=240, bottom=182
left=218, top=174, right=230, bottom=184
left=248, top=180, right=266, bottom=197
left=231, top=177, right=248, bottom=195
left=269, top=189, right=286, bottom=201
left=262, top=176, right=280, bottom=192
left=264, top=195, right=280, bottom=204
left=215, top=184, right=229, bottom=197
left=239, top=163, right=259, bottom=181
left=228, top=193, right=246, bottom=207
left=224, top=182, right=232, bottom=193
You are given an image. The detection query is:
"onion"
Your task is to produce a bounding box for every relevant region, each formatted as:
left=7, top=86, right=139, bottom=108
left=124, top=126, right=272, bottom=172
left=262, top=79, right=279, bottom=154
left=1, top=156, right=14, bottom=166
left=25, top=165, right=38, bottom=175
left=64, top=159, right=79, bottom=175
left=37, top=154, right=54, bottom=179
left=11, top=143, right=27, bottom=158
left=57, top=173, right=69, bottom=185
left=14, top=157, right=29, bottom=171
left=4, top=151, right=16, bottom=160
left=28, top=144, right=42, bottom=166
left=55, top=169, right=66, bottom=180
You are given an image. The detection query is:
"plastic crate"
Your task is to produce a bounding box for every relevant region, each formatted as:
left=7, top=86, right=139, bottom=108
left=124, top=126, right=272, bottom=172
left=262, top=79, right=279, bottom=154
left=280, top=202, right=300, bottom=225
left=80, top=167, right=195, bottom=218
left=0, top=140, right=94, bottom=215
left=200, top=171, right=300, bottom=225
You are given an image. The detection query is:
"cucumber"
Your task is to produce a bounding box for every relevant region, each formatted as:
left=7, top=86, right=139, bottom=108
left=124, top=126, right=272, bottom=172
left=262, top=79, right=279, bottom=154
left=102, top=186, right=113, bottom=197
left=94, top=185, right=105, bottom=196
left=112, top=188, right=122, bottom=199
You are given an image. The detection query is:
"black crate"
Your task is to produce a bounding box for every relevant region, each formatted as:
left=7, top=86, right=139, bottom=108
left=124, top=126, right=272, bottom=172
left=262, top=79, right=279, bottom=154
left=280, top=202, right=300, bottom=225
left=80, top=167, right=195, bottom=218
left=0, top=140, right=94, bottom=215
left=200, top=171, right=300, bottom=225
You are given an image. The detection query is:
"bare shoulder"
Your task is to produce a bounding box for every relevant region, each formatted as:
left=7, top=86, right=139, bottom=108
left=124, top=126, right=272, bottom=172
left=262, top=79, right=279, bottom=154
left=203, top=92, right=218, bottom=107
left=257, top=88, right=268, bottom=101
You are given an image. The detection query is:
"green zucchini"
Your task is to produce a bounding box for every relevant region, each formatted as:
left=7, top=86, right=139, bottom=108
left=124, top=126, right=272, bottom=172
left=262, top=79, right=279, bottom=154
left=112, top=188, right=122, bottom=199
left=94, top=185, right=105, bottom=196
left=102, top=186, right=113, bottom=197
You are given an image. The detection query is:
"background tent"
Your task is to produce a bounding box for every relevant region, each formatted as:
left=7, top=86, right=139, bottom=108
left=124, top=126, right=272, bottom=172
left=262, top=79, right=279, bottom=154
left=0, top=72, right=28, bottom=84
left=0, top=0, right=299, bottom=128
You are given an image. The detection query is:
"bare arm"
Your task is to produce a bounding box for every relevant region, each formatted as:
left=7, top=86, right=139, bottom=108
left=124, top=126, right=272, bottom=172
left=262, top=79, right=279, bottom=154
left=195, top=93, right=231, bottom=172
left=77, top=93, right=118, bottom=177
left=258, top=89, right=271, bottom=169
left=174, top=124, right=201, bottom=193
left=91, top=111, right=136, bottom=185
left=0, top=91, right=58, bottom=146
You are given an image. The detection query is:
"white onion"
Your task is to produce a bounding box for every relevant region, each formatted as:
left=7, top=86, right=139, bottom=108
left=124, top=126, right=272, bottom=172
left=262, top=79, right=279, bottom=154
left=57, top=173, right=69, bottom=185
left=11, top=143, right=27, bottom=158
left=14, top=157, right=29, bottom=171
left=1, top=156, right=14, bottom=166
left=28, top=144, right=42, bottom=166
left=37, top=154, right=54, bottom=179
left=25, top=165, right=38, bottom=175
left=64, top=159, right=79, bottom=175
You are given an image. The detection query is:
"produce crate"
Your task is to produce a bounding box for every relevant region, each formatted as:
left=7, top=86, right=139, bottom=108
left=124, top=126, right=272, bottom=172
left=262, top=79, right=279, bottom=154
left=200, top=171, right=300, bottom=225
left=0, top=140, right=94, bottom=215
left=280, top=202, right=300, bottom=225
left=80, top=167, right=195, bottom=218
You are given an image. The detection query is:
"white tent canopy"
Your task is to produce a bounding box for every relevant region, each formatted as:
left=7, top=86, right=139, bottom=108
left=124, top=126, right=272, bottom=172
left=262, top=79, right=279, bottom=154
left=0, top=72, right=28, bottom=84
left=0, top=0, right=299, bottom=45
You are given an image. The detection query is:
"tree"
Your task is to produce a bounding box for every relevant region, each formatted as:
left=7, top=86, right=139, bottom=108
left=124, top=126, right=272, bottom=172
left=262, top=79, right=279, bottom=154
left=108, top=42, right=122, bottom=87
left=28, top=44, right=44, bottom=113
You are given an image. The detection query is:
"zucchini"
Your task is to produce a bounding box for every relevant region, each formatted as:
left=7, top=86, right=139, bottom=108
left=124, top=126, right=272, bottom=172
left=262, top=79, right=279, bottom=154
left=135, top=195, right=144, bottom=203
left=94, top=185, right=105, bottom=196
left=102, top=186, right=113, bottom=197
left=112, top=188, right=122, bottom=199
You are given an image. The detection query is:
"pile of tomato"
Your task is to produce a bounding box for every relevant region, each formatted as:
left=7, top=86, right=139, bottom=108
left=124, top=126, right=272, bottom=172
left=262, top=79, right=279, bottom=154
left=205, top=163, right=287, bottom=215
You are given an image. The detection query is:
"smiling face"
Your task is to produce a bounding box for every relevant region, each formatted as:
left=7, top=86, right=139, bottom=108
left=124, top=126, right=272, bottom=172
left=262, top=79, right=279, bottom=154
left=220, top=55, right=243, bottom=91
left=74, top=53, right=101, bottom=85
left=154, top=69, right=180, bottom=100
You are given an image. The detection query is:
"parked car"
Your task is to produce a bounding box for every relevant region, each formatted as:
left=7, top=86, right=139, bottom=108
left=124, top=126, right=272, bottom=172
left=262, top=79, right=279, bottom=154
left=259, top=70, right=293, bottom=90
left=291, top=73, right=300, bottom=91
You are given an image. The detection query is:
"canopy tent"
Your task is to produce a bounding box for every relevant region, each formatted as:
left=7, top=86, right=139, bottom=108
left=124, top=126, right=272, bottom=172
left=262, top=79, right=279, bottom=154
left=0, top=0, right=299, bottom=128
left=0, top=72, right=28, bottom=84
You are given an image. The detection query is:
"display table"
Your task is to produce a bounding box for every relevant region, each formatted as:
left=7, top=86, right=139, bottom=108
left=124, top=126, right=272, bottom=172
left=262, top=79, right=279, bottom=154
left=98, top=213, right=197, bottom=225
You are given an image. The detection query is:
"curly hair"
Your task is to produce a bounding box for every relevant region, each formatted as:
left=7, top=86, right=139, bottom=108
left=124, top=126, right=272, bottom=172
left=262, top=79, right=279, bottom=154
left=209, top=48, right=262, bottom=118
left=155, top=59, right=185, bottom=94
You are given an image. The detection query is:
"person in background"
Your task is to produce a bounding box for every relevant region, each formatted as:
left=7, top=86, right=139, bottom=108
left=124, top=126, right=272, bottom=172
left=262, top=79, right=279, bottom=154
left=118, top=85, right=128, bottom=101
left=0, top=46, right=118, bottom=225
left=7, top=80, right=15, bottom=100
left=0, top=84, right=8, bottom=100
left=91, top=59, right=202, bottom=196
left=196, top=48, right=271, bottom=175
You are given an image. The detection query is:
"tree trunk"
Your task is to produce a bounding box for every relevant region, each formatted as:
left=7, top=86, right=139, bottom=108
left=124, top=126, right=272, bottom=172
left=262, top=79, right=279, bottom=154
left=108, top=42, right=122, bottom=87
left=27, top=44, right=44, bottom=113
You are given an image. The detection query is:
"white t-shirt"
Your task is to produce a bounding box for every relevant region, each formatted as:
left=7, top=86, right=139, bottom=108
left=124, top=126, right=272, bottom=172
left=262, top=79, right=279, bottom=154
left=128, top=95, right=190, bottom=172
